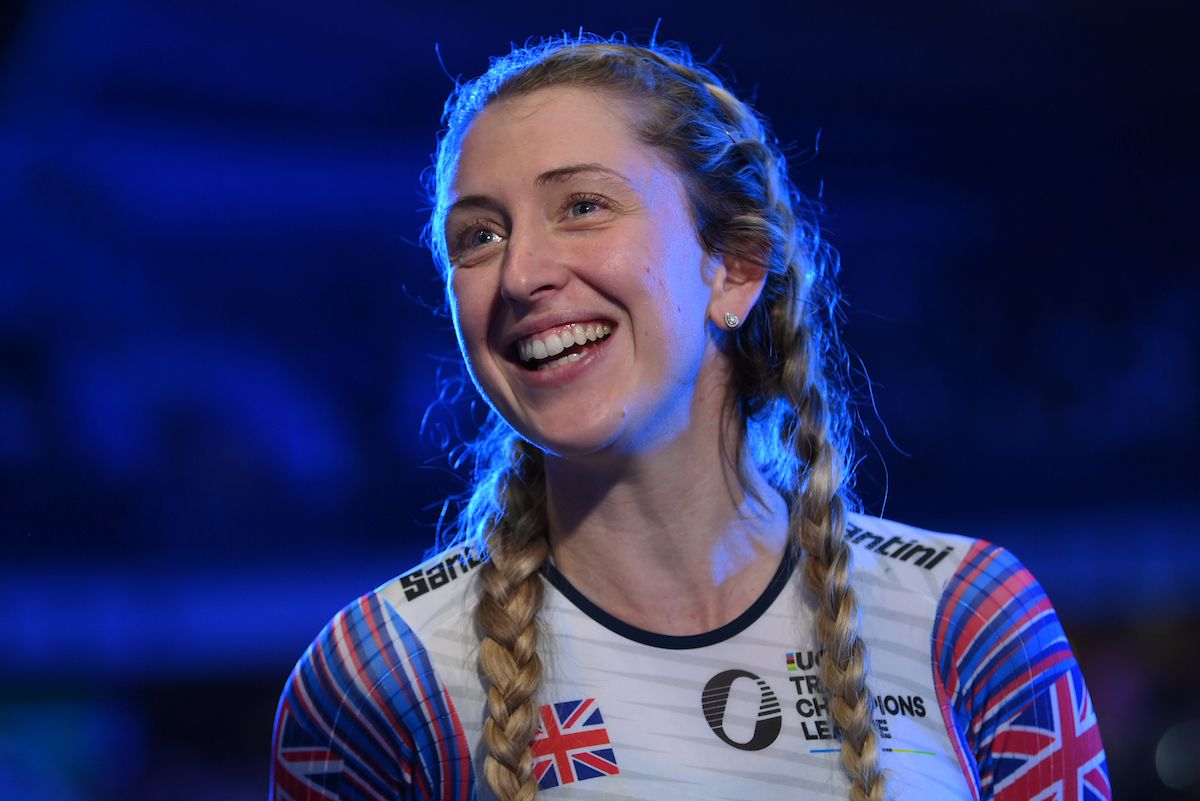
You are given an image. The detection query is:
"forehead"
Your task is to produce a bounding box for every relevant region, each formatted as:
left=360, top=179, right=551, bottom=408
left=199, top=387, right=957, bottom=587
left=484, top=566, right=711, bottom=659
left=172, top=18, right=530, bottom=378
left=451, top=86, right=660, bottom=195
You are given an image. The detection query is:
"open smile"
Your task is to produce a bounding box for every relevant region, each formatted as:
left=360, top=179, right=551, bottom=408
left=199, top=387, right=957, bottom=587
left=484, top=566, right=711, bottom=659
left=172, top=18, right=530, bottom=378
left=514, top=321, right=614, bottom=371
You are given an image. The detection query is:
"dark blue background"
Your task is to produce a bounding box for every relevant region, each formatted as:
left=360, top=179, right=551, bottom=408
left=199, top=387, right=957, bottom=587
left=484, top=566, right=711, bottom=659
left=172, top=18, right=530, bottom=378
left=2, top=2, right=1196, bottom=799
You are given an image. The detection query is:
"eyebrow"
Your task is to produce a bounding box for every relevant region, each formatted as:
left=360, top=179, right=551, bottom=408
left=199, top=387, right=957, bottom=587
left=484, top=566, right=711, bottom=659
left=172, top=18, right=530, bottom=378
left=445, top=194, right=507, bottom=219
left=534, top=162, right=635, bottom=188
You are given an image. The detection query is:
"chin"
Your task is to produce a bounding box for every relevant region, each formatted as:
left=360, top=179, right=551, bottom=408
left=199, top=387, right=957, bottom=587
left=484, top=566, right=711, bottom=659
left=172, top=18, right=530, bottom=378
left=510, top=413, right=626, bottom=463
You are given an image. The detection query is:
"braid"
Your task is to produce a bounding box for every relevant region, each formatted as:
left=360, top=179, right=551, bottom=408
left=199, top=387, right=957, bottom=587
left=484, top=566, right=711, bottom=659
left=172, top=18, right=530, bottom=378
left=710, top=58, right=886, bottom=800
left=786, top=341, right=885, bottom=801
left=474, top=440, right=550, bottom=801
left=763, top=144, right=882, bottom=797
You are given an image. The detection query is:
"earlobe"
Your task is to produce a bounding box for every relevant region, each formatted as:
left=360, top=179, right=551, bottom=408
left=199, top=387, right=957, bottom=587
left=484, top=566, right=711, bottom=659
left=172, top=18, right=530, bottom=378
left=707, top=253, right=768, bottom=330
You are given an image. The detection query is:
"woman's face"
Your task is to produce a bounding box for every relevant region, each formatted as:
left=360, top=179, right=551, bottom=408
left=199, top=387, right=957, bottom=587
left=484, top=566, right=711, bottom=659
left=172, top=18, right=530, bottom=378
left=443, top=86, right=729, bottom=460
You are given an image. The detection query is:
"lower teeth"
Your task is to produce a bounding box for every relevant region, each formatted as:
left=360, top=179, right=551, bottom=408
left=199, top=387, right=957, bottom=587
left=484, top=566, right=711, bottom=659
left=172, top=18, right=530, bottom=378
left=537, top=351, right=584, bottom=371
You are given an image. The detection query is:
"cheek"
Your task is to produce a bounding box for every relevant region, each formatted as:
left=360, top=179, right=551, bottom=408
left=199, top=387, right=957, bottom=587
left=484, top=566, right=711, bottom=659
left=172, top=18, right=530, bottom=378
left=447, top=275, right=489, bottom=361
left=447, top=281, right=503, bottom=406
left=641, top=251, right=710, bottom=329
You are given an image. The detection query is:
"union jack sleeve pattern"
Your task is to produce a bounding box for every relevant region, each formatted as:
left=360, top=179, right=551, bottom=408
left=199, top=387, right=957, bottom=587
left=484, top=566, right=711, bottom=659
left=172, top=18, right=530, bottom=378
left=271, top=593, right=473, bottom=801
left=933, top=540, right=1112, bottom=801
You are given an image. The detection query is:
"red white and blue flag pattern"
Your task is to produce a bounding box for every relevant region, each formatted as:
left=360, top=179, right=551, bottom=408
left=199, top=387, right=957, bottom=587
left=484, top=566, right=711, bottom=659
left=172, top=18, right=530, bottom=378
left=934, top=541, right=1112, bottom=801
left=531, top=698, right=621, bottom=790
left=271, top=594, right=473, bottom=801
left=991, top=667, right=1111, bottom=801
left=274, top=703, right=343, bottom=801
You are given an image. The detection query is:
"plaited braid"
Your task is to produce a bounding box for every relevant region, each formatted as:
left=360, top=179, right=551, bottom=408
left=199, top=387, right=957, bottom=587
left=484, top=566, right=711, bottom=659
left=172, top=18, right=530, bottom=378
left=697, top=60, right=887, bottom=801
left=474, top=440, right=548, bottom=801
left=429, top=34, right=884, bottom=801
left=785, top=334, right=886, bottom=801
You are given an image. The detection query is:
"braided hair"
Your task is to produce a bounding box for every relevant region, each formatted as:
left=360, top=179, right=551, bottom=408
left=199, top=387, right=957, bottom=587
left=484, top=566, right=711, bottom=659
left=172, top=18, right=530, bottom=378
left=427, top=34, right=883, bottom=801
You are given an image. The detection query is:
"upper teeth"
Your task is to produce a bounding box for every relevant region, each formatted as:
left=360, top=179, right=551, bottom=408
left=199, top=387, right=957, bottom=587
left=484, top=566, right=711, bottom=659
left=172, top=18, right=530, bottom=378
left=518, top=322, right=612, bottom=362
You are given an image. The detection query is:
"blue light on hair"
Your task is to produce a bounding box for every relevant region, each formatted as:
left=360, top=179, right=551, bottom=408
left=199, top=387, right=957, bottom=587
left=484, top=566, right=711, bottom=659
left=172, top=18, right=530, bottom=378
left=422, top=33, right=857, bottom=556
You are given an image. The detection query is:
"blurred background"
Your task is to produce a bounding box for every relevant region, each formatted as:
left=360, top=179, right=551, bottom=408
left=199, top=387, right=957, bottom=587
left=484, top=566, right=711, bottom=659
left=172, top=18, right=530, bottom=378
left=1, top=1, right=1196, bottom=799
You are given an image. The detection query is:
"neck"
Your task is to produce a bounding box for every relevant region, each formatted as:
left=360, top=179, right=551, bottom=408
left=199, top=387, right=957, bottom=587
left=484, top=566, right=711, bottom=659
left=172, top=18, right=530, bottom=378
left=542, top=408, right=790, bottom=636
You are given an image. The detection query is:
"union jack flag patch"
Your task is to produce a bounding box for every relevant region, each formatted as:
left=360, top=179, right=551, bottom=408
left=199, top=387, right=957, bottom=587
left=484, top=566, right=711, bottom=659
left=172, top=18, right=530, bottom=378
left=991, top=666, right=1111, bottom=801
left=531, top=698, right=620, bottom=790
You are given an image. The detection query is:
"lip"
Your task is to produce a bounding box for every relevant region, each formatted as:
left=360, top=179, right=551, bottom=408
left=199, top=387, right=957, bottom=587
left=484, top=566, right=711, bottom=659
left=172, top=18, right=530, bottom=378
left=502, top=311, right=618, bottom=350
left=504, top=325, right=616, bottom=389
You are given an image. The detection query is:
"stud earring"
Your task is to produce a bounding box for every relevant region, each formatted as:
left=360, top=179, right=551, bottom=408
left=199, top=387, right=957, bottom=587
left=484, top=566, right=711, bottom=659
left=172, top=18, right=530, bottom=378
left=723, top=312, right=740, bottom=329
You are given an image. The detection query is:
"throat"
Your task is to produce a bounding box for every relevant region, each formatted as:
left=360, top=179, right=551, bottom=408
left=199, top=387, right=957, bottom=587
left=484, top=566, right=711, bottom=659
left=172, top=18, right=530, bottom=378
left=545, top=545, right=794, bottom=642
left=548, top=519, right=791, bottom=638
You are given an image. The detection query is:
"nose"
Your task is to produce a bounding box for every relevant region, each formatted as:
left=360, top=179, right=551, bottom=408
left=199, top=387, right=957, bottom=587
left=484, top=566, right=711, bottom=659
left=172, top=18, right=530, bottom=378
left=499, top=227, right=569, bottom=305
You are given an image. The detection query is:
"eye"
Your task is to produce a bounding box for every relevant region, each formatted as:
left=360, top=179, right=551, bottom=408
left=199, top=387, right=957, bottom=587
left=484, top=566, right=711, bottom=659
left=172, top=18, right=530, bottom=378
left=565, top=193, right=609, bottom=219
left=468, top=228, right=503, bottom=247
left=569, top=199, right=599, bottom=217
left=448, top=219, right=506, bottom=263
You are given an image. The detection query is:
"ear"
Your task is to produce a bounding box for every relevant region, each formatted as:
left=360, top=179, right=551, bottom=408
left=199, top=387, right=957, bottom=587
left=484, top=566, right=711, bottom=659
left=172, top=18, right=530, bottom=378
left=706, top=252, right=768, bottom=330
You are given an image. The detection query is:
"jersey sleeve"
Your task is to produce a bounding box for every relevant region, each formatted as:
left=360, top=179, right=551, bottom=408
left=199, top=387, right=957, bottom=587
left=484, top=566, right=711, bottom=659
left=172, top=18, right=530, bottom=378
left=270, top=592, right=473, bottom=801
left=932, top=540, right=1112, bottom=801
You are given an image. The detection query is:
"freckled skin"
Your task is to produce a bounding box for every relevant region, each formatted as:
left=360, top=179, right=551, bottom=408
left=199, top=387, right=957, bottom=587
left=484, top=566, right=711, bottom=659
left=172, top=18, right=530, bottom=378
left=443, top=86, right=785, bottom=642
left=445, top=87, right=730, bottom=461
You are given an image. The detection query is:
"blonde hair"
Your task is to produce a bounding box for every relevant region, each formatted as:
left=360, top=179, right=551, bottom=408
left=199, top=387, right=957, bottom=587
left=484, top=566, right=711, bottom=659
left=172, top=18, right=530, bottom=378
left=428, top=35, right=883, bottom=801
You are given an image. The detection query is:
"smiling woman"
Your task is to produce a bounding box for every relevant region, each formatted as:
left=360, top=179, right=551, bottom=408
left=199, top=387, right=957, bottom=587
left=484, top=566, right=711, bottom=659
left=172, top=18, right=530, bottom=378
left=270, top=35, right=1111, bottom=801
left=446, top=87, right=744, bottom=460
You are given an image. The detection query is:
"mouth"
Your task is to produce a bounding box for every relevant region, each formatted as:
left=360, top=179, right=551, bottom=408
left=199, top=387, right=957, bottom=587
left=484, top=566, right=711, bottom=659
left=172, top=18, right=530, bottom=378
left=513, top=321, right=614, bottom=371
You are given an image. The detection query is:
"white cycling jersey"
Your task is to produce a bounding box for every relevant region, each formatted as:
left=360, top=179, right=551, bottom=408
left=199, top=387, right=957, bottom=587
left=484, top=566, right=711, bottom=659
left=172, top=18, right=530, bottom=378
left=271, top=514, right=1110, bottom=801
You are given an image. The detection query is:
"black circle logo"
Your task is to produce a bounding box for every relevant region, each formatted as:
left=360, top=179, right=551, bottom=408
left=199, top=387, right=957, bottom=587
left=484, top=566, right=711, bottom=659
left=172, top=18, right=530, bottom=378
left=701, top=669, right=783, bottom=751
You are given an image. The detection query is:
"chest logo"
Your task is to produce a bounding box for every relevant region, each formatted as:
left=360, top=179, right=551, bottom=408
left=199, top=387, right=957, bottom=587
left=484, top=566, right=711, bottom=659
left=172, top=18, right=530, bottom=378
left=701, top=669, right=783, bottom=751
left=531, top=698, right=621, bottom=790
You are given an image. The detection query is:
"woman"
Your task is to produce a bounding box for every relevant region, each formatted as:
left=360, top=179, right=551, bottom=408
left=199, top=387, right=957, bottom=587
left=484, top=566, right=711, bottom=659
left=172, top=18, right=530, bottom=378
left=271, top=36, right=1111, bottom=801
